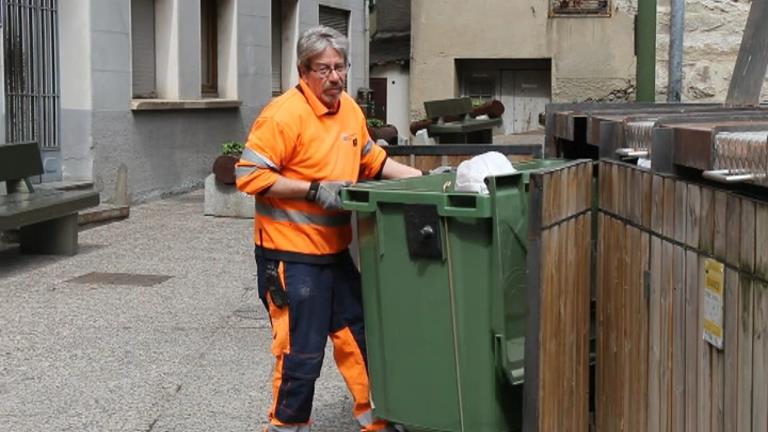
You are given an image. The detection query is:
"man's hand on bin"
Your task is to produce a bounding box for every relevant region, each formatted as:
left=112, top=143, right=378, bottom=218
left=308, top=180, right=352, bottom=211
left=422, top=166, right=454, bottom=175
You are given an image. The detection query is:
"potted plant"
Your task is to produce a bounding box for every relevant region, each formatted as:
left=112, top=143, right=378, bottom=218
left=367, top=118, right=399, bottom=146
left=212, top=141, right=243, bottom=185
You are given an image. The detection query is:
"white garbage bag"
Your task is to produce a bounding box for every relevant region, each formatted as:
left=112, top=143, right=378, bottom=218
left=454, top=151, right=517, bottom=194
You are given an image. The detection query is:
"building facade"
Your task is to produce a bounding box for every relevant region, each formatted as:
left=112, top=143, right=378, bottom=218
left=409, top=0, right=762, bottom=137
left=2, top=0, right=369, bottom=203
left=411, top=0, right=638, bottom=135
left=369, top=0, right=410, bottom=143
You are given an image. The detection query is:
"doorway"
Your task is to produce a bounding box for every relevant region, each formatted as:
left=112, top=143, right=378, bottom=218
left=457, top=59, right=551, bottom=135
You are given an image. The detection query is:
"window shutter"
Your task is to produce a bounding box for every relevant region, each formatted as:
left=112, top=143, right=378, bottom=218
left=319, top=6, right=349, bottom=37
left=131, top=0, right=156, bottom=98
left=271, top=0, right=282, bottom=95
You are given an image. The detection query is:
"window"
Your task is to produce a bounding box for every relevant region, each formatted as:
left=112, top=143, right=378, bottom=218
left=319, top=5, right=349, bottom=37
left=271, top=0, right=282, bottom=96
left=130, top=0, right=237, bottom=106
left=201, top=0, right=218, bottom=96
left=131, top=0, right=157, bottom=98
left=550, top=0, right=610, bottom=17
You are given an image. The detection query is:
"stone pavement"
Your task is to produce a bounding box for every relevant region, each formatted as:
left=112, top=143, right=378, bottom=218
left=0, top=189, right=360, bottom=432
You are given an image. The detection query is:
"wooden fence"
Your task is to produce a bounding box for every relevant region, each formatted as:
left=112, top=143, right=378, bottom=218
left=597, top=159, right=768, bottom=432
left=525, top=160, right=593, bottom=432
left=384, top=144, right=540, bottom=172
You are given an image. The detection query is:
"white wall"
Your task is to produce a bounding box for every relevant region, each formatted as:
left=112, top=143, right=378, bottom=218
left=371, top=64, right=409, bottom=142
left=59, top=0, right=93, bottom=180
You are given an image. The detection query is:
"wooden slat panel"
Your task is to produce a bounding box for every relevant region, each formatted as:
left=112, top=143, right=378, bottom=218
left=661, top=241, right=674, bottom=432
left=412, top=155, right=443, bottom=172
left=713, top=190, right=728, bottom=261
left=674, top=180, right=688, bottom=244
left=599, top=162, right=608, bottom=213
left=390, top=155, right=410, bottom=166
left=698, top=255, right=712, bottom=432
left=723, top=269, right=740, bottom=432
left=542, top=173, right=553, bottom=229
left=577, top=213, right=591, bottom=432
left=611, top=164, right=620, bottom=218
left=634, top=168, right=644, bottom=225
left=737, top=275, right=753, bottom=432
left=445, top=155, right=470, bottom=167
left=627, top=224, right=650, bottom=432
left=615, top=218, right=627, bottom=432
left=756, top=202, right=768, bottom=280
left=596, top=213, right=607, bottom=432
left=618, top=165, right=628, bottom=219
left=753, top=282, right=768, bottom=432
left=686, top=184, right=701, bottom=249
left=560, top=219, right=574, bottom=432
left=649, top=235, right=662, bottom=432
left=539, top=226, right=556, bottom=432
left=582, top=162, right=592, bottom=214
left=536, top=205, right=591, bottom=432
left=560, top=168, right=571, bottom=225
left=684, top=250, right=699, bottom=432
left=623, top=224, right=636, bottom=430
left=642, top=171, right=652, bottom=229
left=663, top=178, right=676, bottom=239
left=725, top=195, right=742, bottom=268
left=741, top=199, right=756, bottom=273
left=598, top=215, right=626, bottom=432
left=672, top=245, right=686, bottom=432
left=700, top=187, right=715, bottom=254
left=567, top=166, right=576, bottom=219
left=639, top=230, right=651, bottom=432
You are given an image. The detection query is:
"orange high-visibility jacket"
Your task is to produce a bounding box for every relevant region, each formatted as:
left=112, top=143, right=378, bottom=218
left=235, top=79, right=387, bottom=263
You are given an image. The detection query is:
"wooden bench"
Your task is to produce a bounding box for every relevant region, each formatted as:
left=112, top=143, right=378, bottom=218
left=0, top=142, right=100, bottom=255
left=424, top=97, right=502, bottom=144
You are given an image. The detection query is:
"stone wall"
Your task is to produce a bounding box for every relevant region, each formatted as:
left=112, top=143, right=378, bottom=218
left=655, top=0, right=767, bottom=102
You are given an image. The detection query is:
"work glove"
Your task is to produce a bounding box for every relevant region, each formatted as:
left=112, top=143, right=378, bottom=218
left=312, top=181, right=352, bottom=211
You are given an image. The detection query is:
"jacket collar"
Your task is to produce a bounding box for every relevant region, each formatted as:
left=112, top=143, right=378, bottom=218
left=297, top=79, right=341, bottom=116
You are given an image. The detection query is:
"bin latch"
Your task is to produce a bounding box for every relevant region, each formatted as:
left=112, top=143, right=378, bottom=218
left=404, top=204, right=443, bottom=260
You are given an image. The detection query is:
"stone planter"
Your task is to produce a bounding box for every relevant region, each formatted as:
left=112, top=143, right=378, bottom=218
left=203, top=174, right=254, bottom=218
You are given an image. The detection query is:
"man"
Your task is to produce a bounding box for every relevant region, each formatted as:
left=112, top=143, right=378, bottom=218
left=235, top=25, right=420, bottom=432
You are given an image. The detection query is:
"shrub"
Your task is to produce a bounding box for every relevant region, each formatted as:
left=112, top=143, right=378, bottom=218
left=367, top=118, right=385, bottom=129
left=221, top=141, right=244, bottom=156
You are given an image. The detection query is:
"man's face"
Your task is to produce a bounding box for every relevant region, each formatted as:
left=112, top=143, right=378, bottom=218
left=300, top=47, right=347, bottom=109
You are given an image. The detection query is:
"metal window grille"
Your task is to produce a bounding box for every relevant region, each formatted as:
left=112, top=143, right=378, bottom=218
left=3, top=0, right=59, bottom=151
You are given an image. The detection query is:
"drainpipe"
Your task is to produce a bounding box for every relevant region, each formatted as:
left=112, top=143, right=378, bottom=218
left=636, top=0, right=657, bottom=102
left=667, top=0, right=684, bottom=102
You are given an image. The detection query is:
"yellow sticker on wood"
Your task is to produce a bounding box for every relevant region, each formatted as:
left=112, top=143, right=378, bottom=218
left=703, top=258, right=725, bottom=349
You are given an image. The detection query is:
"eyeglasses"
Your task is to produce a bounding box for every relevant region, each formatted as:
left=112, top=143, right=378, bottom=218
left=309, top=63, right=349, bottom=78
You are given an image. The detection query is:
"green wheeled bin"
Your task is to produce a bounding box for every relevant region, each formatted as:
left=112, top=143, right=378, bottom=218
left=341, top=159, right=571, bottom=432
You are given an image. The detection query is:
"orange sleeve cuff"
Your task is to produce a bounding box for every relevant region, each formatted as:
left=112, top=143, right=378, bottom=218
left=360, top=144, right=387, bottom=180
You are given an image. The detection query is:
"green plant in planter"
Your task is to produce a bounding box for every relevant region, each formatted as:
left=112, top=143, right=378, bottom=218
left=366, top=118, right=385, bottom=129
left=221, top=141, right=244, bottom=156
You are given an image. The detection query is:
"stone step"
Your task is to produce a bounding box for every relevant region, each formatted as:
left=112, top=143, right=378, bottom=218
left=79, top=204, right=130, bottom=226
